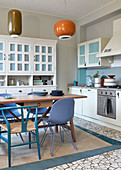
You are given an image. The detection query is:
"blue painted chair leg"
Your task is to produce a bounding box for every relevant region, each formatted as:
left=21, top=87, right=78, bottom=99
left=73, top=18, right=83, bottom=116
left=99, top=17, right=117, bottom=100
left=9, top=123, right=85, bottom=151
left=40, top=127, right=48, bottom=147
left=19, top=133, right=24, bottom=142
left=36, top=129, right=41, bottom=160
left=49, top=126, right=55, bottom=156
left=62, top=125, right=77, bottom=150
left=0, top=126, right=1, bottom=142
left=8, top=132, right=11, bottom=167
left=29, top=132, right=31, bottom=149
left=60, top=126, right=64, bottom=143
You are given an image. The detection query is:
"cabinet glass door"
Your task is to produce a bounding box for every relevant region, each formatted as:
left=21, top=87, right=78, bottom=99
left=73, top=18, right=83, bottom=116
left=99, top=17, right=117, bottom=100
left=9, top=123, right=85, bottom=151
left=34, top=44, right=54, bottom=73
left=0, top=41, right=6, bottom=73
left=78, top=43, right=86, bottom=67
left=88, top=41, right=99, bottom=65
left=8, top=42, right=31, bottom=73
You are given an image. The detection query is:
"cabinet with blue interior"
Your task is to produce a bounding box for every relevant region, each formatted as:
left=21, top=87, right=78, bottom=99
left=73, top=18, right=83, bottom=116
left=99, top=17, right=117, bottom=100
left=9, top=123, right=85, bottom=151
left=33, top=42, right=56, bottom=75
left=0, top=35, right=57, bottom=94
left=78, top=38, right=111, bottom=68
left=7, top=41, right=32, bottom=74
left=78, top=42, right=86, bottom=67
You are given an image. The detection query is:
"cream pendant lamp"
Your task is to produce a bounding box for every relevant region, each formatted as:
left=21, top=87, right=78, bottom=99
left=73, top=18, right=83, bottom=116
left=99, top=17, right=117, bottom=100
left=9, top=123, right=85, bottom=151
left=54, top=0, right=75, bottom=40
left=8, top=1, right=22, bottom=38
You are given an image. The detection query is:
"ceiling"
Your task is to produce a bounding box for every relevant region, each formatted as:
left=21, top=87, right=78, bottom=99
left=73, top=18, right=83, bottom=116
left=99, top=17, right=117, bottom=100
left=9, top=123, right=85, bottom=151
left=0, top=0, right=116, bottom=20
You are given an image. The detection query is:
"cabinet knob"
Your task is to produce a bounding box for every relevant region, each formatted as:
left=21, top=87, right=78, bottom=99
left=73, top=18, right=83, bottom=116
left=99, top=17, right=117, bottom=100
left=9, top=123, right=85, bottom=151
left=8, top=54, right=10, bottom=60
left=117, top=92, right=119, bottom=98
left=18, top=90, right=22, bottom=93
left=80, top=89, right=82, bottom=93
left=4, top=54, right=6, bottom=60
left=34, top=55, right=36, bottom=61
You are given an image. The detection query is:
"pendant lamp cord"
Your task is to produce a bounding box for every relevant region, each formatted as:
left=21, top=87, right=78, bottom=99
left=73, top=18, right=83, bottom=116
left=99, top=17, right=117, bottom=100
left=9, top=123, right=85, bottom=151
left=64, top=0, right=67, bottom=14
left=14, top=0, right=16, bottom=8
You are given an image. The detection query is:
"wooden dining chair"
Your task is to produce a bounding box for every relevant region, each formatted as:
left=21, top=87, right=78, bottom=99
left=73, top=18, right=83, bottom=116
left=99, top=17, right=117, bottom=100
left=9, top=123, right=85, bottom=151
left=0, top=105, right=41, bottom=167
left=40, top=98, right=77, bottom=156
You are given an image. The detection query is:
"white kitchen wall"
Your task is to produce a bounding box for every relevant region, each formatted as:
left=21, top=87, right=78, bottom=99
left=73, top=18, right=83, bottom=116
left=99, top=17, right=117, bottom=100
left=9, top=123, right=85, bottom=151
left=0, top=7, right=77, bottom=92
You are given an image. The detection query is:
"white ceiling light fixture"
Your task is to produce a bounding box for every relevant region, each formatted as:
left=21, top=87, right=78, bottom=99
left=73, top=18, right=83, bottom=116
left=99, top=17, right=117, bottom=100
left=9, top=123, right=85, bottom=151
left=54, top=0, right=76, bottom=40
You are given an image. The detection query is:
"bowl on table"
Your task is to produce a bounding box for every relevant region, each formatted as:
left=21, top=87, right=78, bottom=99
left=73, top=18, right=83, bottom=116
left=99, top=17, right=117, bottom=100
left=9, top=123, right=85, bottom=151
left=32, top=91, right=48, bottom=96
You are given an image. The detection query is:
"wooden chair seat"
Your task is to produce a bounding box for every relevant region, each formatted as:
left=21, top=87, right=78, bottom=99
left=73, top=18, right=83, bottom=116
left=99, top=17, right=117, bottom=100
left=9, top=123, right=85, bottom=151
left=0, top=120, right=36, bottom=134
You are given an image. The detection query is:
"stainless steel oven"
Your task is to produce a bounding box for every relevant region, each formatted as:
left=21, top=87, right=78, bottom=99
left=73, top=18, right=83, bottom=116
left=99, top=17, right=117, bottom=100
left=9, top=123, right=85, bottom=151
left=97, top=89, right=116, bottom=119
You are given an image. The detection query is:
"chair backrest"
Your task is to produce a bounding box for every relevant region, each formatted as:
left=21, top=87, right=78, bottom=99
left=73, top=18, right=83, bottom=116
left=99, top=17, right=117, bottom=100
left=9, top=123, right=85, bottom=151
left=0, top=93, right=20, bottom=118
left=27, top=92, right=47, bottom=114
left=47, top=98, right=74, bottom=124
left=0, top=105, right=38, bottom=132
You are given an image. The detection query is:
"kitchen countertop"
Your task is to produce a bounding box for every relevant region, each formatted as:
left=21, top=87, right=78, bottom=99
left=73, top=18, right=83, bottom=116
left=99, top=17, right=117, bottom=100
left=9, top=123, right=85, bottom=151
left=69, top=86, right=121, bottom=91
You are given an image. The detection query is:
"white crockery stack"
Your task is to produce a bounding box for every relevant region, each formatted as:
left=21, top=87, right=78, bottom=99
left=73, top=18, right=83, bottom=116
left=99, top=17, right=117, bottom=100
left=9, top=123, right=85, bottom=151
left=104, top=75, right=116, bottom=86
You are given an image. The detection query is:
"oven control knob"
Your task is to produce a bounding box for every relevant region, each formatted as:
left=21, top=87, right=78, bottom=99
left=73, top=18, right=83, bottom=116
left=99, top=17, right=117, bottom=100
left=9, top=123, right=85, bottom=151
left=101, top=92, right=103, bottom=94
left=105, top=92, right=107, bottom=94
left=110, top=92, right=112, bottom=95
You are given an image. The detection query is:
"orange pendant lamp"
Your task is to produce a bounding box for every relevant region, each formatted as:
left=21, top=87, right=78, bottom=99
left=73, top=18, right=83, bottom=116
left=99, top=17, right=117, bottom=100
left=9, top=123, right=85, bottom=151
left=54, top=20, right=75, bottom=40
left=8, top=9, right=22, bottom=38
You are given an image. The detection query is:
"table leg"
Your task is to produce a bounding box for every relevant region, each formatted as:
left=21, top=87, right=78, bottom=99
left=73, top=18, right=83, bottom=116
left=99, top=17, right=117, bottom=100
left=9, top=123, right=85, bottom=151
left=70, top=119, right=76, bottom=142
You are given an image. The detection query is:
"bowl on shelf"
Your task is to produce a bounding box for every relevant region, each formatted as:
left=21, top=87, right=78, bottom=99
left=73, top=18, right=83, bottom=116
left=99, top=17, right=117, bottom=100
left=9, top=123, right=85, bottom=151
left=108, top=75, right=115, bottom=79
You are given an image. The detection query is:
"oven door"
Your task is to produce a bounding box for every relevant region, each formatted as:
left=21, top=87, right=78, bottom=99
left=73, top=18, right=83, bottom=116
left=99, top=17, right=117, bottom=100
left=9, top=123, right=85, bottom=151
left=97, top=95, right=116, bottom=119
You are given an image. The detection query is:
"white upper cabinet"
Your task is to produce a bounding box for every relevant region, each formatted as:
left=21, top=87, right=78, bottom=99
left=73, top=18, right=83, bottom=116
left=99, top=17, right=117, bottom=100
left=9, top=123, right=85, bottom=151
left=78, top=38, right=111, bottom=68
left=33, top=42, right=56, bottom=75
left=7, top=41, right=32, bottom=74
left=0, top=40, right=6, bottom=73
left=0, top=35, right=57, bottom=87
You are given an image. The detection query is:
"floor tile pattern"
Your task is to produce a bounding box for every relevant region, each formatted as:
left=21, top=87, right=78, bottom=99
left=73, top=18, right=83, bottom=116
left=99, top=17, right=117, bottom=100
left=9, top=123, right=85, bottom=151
left=46, top=117, right=121, bottom=170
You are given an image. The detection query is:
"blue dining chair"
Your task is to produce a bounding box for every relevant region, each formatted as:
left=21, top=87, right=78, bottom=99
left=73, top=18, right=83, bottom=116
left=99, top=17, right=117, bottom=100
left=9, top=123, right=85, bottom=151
left=0, top=93, right=24, bottom=142
left=40, top=98, right=77, bottom=156
left=0, top=105, right=40, bottom=167
left=28, top=92, right=47, bottom=116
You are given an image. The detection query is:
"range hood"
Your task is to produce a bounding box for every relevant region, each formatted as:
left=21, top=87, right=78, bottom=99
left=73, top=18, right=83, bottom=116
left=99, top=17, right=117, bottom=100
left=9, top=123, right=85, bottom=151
left=99, top=18, right=121, bottom=57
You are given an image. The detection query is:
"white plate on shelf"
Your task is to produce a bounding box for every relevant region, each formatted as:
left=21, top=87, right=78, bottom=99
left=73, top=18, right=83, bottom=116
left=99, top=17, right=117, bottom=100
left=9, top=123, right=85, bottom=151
left=104, top=82, right=116, bottom=86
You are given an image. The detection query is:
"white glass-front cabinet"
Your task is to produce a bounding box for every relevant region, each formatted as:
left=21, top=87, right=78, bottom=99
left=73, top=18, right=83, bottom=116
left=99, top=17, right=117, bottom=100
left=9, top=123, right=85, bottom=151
left=7, top=42, right=31, bottom=74
left=33, top=44, right=55, bottom=74
left=0, top=35, right=57, bottom=95
left=78, top=42, right=86, bottom=67
left=0, top=40, right=6, bottom=73
left=78, top=38, right=110, bottom=68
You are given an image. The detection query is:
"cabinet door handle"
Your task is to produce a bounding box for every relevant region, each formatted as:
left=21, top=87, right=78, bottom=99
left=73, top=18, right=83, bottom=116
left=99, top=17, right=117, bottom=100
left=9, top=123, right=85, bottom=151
left=80, top=89, right=82, bottom=93
left=117, top=92, right=119, bottom=98
left=34, top=55, right=36, bottom=61
left=8, top=54, right=10, bottom=60
left=98, top=61, right=100, bottom=65
left=88, top=89, right=91, bottom=91
left=84, top=62, right=86, bottom=66
left=4, top=54, right=6, bottom=60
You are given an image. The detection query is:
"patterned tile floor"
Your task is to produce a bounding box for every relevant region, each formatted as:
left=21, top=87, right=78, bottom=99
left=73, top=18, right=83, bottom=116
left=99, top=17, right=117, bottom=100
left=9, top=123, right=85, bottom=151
left=46, top=117, right=121, bottom=170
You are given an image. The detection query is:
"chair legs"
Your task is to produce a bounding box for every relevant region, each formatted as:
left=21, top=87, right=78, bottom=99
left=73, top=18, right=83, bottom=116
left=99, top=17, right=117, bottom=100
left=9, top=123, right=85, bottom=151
left=8, top=132, right=11, bottom=167
left=40, top=124, right=77, bottom=156
left=36, top=129, right=41, bottom=160
left=62, top=124, right=77, bottom=150
left=29, top=132, right=31, bottom=149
